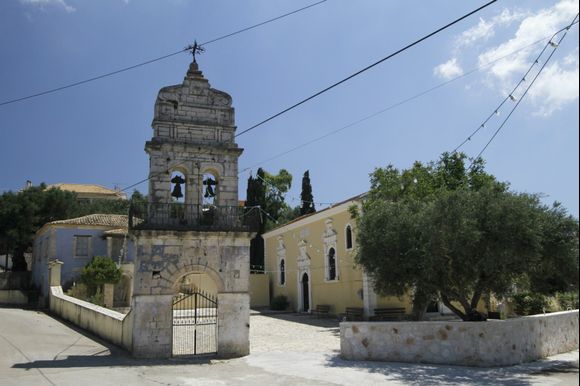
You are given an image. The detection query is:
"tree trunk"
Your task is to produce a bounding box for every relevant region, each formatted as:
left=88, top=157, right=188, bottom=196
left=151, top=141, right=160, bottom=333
left=410, top=287, right=430, bottom=321
left=11, top=246, right=27, bottom=271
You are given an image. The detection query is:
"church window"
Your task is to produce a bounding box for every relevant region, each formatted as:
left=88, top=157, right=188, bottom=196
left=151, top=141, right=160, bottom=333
left=279, top=259, right=285, bottom=286
left=346, top=225, right=353, bottom=249
left=327, top=247, right=337, bottom=281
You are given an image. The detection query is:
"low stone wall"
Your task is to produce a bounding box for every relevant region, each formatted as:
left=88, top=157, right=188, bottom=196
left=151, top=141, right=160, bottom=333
left=50, top=286, right=133, bottom=351
left=0, top=290, right=29, bottom=305
left=341, top=310, right=579, bottom=367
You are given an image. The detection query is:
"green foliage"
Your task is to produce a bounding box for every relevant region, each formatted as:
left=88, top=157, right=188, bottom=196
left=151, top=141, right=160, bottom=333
left=557, top=292, right=579, bottom=310
left=356, top=152, right=579, bottom=321
left=80, top=256, right=122, bottom=292
left=270, top=295, right=289, bottom=311
left=88, top=287, right=104, bottom=307
left=0, top=185, right=78, bottom=271
left=512, top=293, right=551, bottom=315
left=0, top=185, right=138, bottom=271
left=300, top=170, right=316, bottom=216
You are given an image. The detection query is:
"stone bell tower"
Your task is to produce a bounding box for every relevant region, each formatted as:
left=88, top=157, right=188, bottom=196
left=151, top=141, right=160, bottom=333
left=129, top=59, right=256, bottom=359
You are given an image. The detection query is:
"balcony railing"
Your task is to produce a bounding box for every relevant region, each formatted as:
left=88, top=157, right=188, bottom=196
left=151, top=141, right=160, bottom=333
left=129, top=202, right=260, bottom=232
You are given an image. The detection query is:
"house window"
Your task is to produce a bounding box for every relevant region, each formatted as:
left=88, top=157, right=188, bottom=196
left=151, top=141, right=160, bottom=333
left=345, top=225, right=353, bottom=249
left=110, top=238, right=124, bottom=261
left=279, top=259, right=285, bottom=286
left=327, top=247, right=337, bottom=281
left=74, top=236, right=91, bottom=257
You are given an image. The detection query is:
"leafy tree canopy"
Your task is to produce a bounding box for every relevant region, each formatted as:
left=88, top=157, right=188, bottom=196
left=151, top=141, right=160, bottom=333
left=80, top=255, right=122, bottom=291
left=0, top=185, right=141, bottom=271
left=245, top=168, right=299, bottom=231
left=356, top=153, right=579, bottom=321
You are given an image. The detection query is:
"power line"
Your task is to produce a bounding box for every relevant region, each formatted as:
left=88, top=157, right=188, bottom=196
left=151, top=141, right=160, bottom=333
left=453, top=18, right=579, bottom=156
left=0, top=0, right=327, bottom=107
left=468, top=14, right=579, bottom=166
left=234, top=0, right=498, bottom=138
left=238, top=32, right=556, bottom=175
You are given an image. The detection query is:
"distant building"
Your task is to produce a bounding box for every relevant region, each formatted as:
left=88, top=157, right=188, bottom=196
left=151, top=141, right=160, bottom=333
left=32, top=214, right=134, bottom=306
left=48, top=183, right=127, bottom=202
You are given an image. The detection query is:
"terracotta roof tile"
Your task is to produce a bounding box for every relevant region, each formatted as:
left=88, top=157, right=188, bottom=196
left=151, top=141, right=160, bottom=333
left=49, top=214, right=129, bottom=228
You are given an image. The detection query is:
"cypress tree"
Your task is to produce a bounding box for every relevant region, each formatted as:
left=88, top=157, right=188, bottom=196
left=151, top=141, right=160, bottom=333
left=300, top=170, right=316, bottom=216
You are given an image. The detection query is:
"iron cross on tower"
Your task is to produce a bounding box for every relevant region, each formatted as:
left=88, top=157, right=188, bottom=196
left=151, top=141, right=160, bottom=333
left=187, top=40, right=205, bottom=63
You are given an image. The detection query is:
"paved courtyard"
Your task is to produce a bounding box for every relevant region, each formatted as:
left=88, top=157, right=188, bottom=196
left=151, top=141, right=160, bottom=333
left=0, top=307, right=578, bottom=385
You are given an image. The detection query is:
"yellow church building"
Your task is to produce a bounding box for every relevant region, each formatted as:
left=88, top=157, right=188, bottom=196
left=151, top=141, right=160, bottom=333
left=263, top=193, right=415, bottom=319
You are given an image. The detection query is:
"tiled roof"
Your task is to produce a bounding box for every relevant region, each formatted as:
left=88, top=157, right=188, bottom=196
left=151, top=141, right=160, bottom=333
left=49, top=214, right=129, bottom=228
left=48, top=183, right=126, bottom=197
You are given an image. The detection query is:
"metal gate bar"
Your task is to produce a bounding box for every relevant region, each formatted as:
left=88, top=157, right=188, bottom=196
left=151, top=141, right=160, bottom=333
left=172, top=290, right=217, bottom=356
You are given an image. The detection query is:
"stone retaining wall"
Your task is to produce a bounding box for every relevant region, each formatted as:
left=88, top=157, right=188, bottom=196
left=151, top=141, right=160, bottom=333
left=50, top=286, right=133, bottom=351
left=341, top=310, right=579, bottom=367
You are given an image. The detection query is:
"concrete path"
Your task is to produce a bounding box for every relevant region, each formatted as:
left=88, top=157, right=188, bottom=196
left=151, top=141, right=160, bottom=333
left=0, top=307, right=578, bottom=385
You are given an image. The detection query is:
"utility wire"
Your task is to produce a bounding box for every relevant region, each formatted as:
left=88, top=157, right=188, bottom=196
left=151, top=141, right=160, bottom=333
left=234, top=0, right=498, bottom=138
left=123, top=1, right=498, bottom=196
left=238, top=31, right=557, bottom=176
left=0, top=0, right=327, bottom=107
left=453, top=18, right=579, bottom=155
left=468, top=14, right=579, bottom=166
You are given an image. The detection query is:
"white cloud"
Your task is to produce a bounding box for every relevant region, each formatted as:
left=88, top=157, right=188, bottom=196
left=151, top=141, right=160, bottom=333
left=478, top=0, right=578, bottom=81
left=437, top=0, right=579, bottom=117
left=19, top=0, right=75, bottom=13
left=433, top=58, right=464, bottom=80
left=528, top=50, right=579, bottom=116
left=475, top=0, right=579, bottom=115
left=455, top=9, right=527, bottom=49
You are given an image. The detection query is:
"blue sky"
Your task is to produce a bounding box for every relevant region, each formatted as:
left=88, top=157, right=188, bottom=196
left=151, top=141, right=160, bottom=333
left=0, top=0, right=578, bottom=217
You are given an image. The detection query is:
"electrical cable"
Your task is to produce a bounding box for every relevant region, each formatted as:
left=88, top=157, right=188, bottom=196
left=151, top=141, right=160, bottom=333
left=0, top=0, right=327, bottom=107
left=452, top=18, right=579, bottom=155
left=238, top=31, right=559, bottom=176
left=234, top=0, right=498, bottom=138
left=468, top=14, right=579, bottom=167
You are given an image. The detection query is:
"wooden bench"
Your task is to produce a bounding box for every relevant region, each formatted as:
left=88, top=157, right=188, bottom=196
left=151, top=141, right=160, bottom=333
left=311, top=304, right=331, bottom=318
left=345, top=307, right=364, bottom=321
left=369, top=307, right=406, bottom=321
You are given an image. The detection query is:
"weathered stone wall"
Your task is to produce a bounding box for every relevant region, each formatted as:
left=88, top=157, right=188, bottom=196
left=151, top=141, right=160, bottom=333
left=130, top=229, right=252, bottom=358
left=218, top=292, right=250, bottom=357
left=50, top=286, right=133, bottom=351
left=341, top=310, right=579, bottom=367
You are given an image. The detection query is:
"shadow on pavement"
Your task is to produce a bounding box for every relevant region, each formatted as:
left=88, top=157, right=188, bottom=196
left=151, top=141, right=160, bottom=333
left=323, top=354, right=578, bottom=386
left=12, top=354, right=215, bottom=369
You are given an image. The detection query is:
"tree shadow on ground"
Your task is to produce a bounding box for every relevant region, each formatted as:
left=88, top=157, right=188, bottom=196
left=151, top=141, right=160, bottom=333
left=323, top=353, right=578, bottom=386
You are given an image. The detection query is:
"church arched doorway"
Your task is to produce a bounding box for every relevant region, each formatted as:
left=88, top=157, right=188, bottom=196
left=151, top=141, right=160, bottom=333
left=301, top=272, right=310, bottom=312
